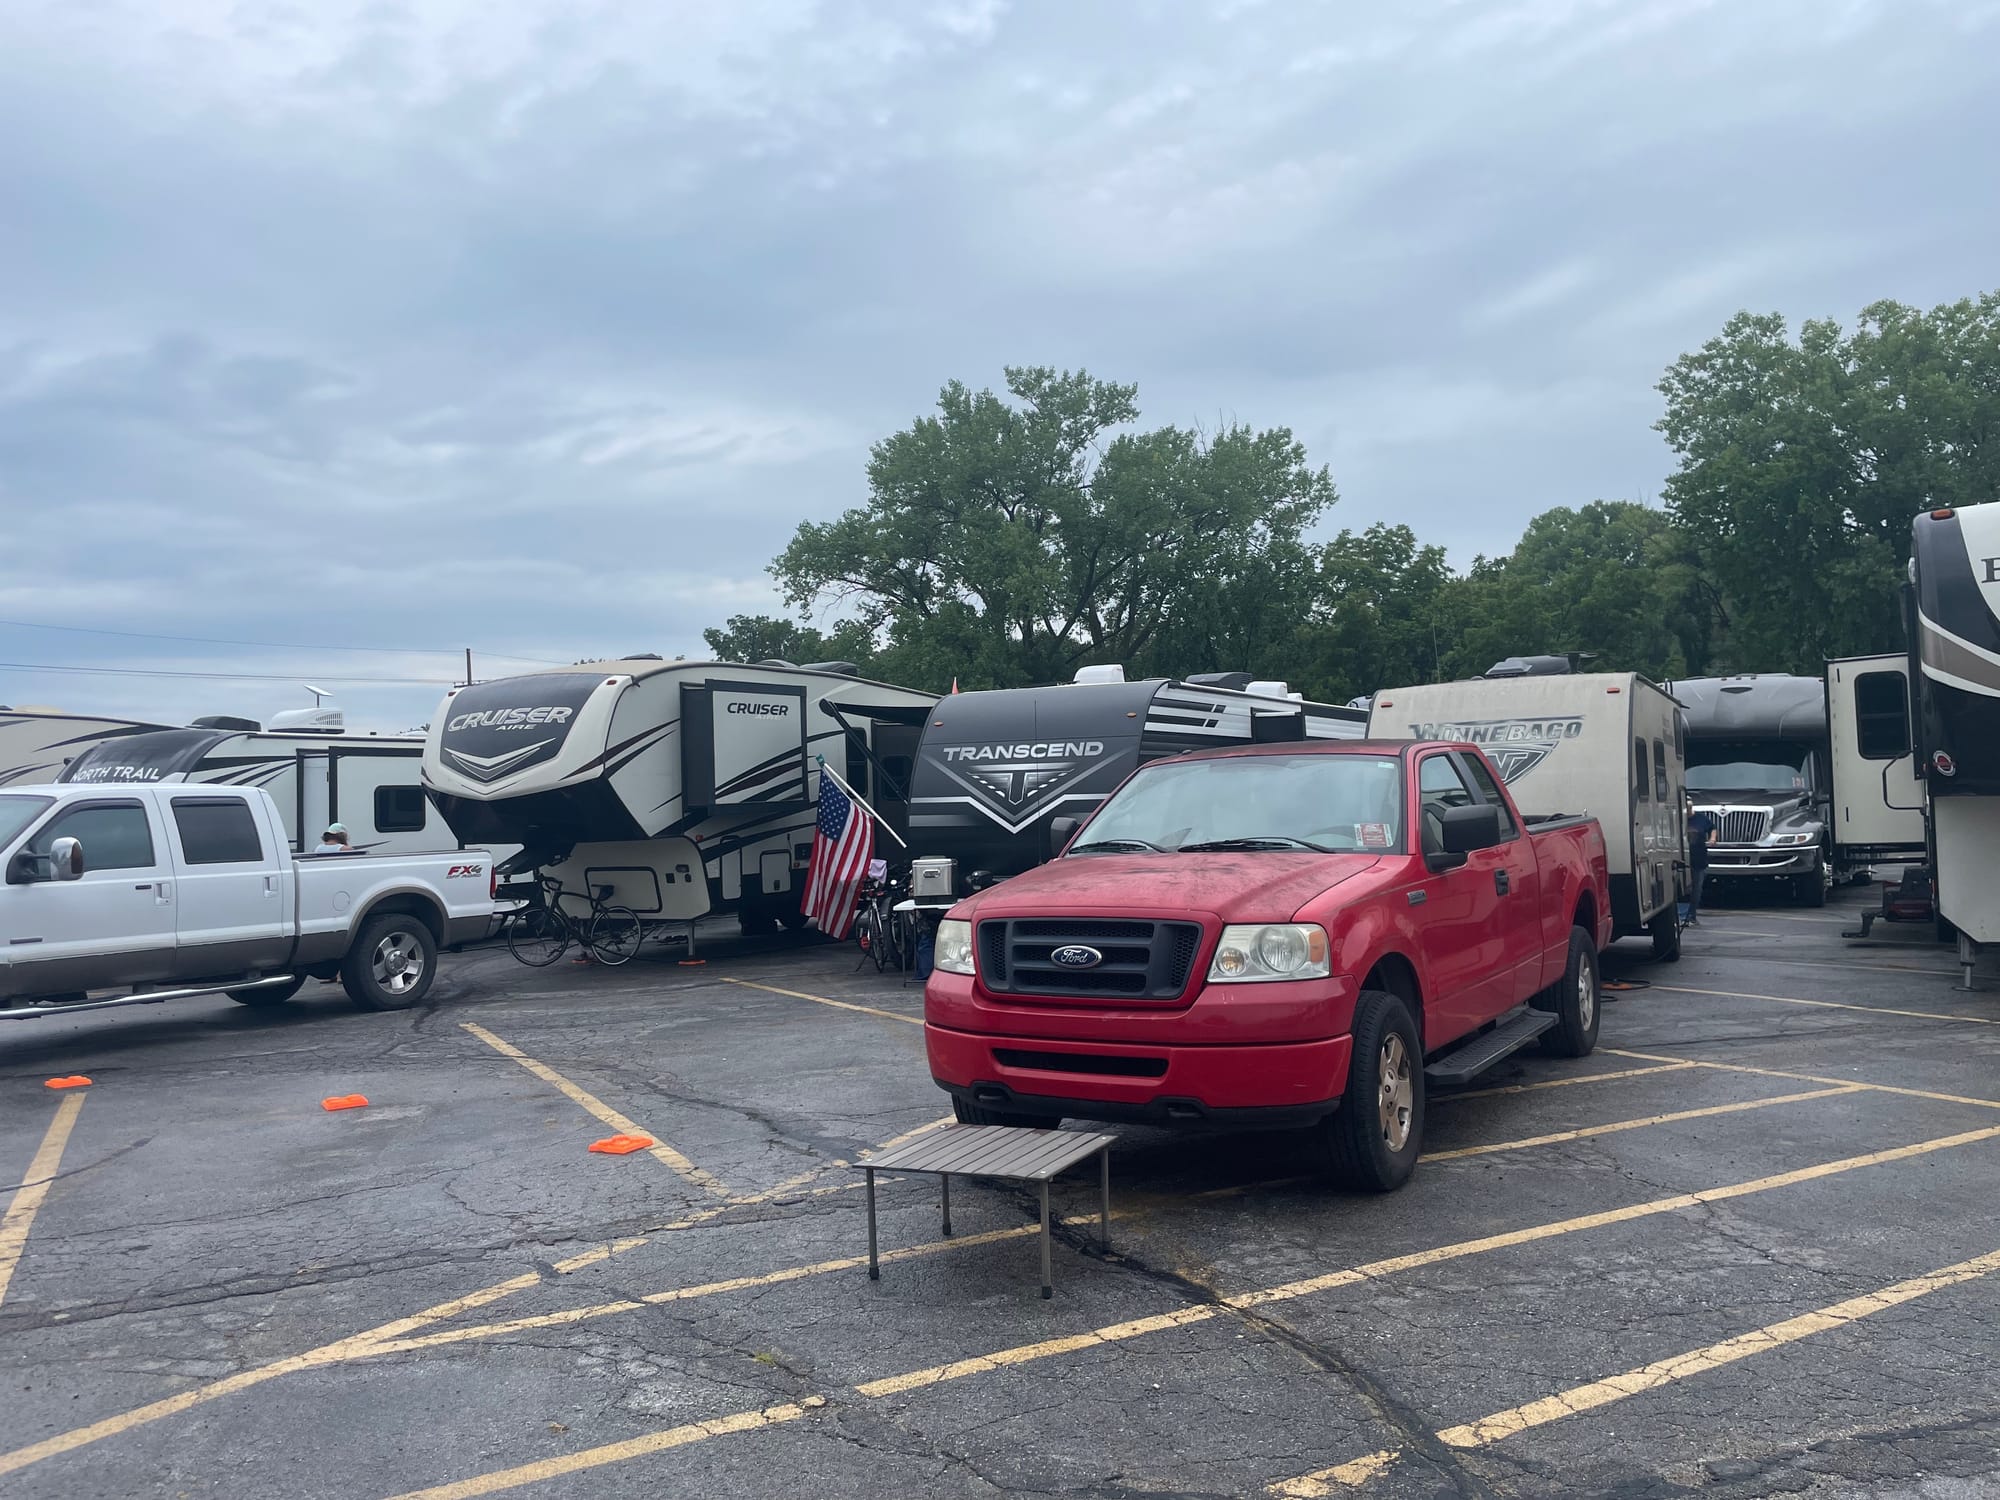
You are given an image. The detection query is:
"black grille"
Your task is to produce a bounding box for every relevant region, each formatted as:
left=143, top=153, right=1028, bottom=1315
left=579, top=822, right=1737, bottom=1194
left=994, top=1049, right=1168, bottom=1078
left=975, top=918, right=1205, bottom=1002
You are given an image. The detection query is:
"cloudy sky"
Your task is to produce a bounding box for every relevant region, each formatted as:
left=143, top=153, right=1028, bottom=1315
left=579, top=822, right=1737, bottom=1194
left=2, top=0, right=1995, bottom=732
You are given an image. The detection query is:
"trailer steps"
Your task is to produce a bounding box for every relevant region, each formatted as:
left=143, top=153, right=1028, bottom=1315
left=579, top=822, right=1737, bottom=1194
left=1424, top=1006, right=1556, bottom=1086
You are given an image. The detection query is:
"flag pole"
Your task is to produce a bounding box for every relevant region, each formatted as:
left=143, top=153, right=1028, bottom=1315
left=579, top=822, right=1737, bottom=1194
left=816, top=756, right=909, bottom=849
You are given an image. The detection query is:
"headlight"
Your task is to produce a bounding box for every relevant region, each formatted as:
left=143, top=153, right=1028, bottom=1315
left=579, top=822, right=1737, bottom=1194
left=1208, top=924, right=1330, bottom=983
left=934, top=918, right=975, bottom=976
left=1771, top=830, right=1817, bottom=846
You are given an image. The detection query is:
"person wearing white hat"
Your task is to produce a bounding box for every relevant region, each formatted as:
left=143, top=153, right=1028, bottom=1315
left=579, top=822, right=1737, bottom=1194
left=313, top=823, right=360, bottom=855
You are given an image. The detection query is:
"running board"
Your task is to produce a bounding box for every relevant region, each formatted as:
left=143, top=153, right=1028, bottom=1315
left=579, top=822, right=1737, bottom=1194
left=0, top=973, right=298, bottom=1021
left=1424, top=1006, right=1557, bottom=1086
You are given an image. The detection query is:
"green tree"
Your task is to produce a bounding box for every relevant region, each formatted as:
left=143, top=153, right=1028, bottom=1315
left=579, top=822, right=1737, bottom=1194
left=1657, top=293, right=2000, bottom=670
left=701, top=614, right=878, bottom=669
left=771, top=366, right=1338, bottom=692
left=1289, top=524, right=1455, bottom=701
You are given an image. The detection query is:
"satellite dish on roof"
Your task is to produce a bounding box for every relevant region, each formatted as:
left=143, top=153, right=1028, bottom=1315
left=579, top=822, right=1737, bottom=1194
left=303, top=683, right=332, bottom=706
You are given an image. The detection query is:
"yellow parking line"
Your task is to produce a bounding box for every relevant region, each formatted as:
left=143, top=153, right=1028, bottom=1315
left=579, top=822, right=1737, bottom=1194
left=370, top=1125, right=2000, bottom=1500
left=1437, top=1061, right=1696, bottom=1103
left=722, top=976, right=925, bottom=1027
left=0, top=1092, right=88, bottom=1309
left=1601, top=1047, right=2000, bottom=1113
left=864, top=1114, right=957, bottom=1156
left=460, top=1021, right=730, bottom=1198
left=1270, top=1448, right=1400, bottom=1496
left=1650, top=983, right=2000, bottom=1028
left=384, top=1399, right=825, bottom=1500
left=1421, top=1086, right=1860, bottom=1162
left=1436, top=1244, right=2000, bottom=1448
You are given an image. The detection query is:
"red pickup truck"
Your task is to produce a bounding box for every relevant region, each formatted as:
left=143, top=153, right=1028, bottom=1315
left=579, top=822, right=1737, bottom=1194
left=924, top=739, right=1613, bottom=1190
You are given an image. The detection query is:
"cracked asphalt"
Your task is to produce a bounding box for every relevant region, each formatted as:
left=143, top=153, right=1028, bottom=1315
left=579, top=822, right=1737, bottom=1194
left=3, top=883, right=2000, bottom=1500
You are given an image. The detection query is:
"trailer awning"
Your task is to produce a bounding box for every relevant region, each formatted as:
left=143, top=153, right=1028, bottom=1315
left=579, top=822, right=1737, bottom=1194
left=819, top=698, right=935, bottom=726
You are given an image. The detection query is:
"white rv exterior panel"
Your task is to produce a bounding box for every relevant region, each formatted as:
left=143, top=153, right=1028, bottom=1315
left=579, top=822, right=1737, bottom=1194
left=1936, top=798, right=2000, bottom=942
left=1825, top=654, right=1926, bottom=860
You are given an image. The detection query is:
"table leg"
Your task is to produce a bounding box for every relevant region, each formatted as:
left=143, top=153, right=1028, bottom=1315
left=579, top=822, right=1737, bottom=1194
left=866, top=1167, right=879, bottom=1280
left=1098, top=1147, right=1111, bottom=1250
left=940, top=1173, right=952, bottom=1237
left=1039, top=1179, right=1052, bottom=1299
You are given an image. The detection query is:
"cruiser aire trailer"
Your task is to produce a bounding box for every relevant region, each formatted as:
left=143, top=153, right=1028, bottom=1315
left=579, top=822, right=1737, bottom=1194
left=1671, top=675, right=1839, bottom=905
left=1369, top=667, right=1686, bottom=958
left=906, top=669, right=1367, bottom=893
left=422, top=660, right=937, bottom=934
left=54, top=711, right=454, bottom=857
left=1909, top=500, right=2000, bottom=987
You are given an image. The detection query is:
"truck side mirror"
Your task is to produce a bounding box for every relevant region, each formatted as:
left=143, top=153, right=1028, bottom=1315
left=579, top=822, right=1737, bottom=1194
left=1437, top=804, right=1503, bottom=858
left=50, top=837, right=85, bottom=880
left=1048, top=816, right=1080, bottom=857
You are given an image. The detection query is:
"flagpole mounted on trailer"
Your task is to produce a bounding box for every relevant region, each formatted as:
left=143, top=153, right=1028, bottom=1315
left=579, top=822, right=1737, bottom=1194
left=815, top=756, right=909, bottom=849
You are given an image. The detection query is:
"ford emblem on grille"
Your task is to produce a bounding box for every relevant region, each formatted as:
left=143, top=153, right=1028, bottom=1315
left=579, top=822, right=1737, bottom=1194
left=1050, top=944, right=1103, bottom=969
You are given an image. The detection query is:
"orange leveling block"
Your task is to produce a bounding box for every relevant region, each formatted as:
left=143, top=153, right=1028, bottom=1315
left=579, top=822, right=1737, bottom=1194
left=44, top=1076, right=92, bottom=1089
left=321, top=1094, right=369, bottom=1111
left=588, top=1134, right=655, bottom=1155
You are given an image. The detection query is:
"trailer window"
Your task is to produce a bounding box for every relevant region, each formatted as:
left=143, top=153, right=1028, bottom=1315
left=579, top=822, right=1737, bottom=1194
left=1653, top=739, right=1669, bottom=803
left=172, top=798, right=265, bottom=864
left=1854, top=671, right=1912, bottom=760
left=374, top=785, right=428, bottom=833
left=28, top=801, right=154, bottom=871
left=1635, top=740, right=1650, bottom=802
left=1459, top=756, right=1517, bottom=837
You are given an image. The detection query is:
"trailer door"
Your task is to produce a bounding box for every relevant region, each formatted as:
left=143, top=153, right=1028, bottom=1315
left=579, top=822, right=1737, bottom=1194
left=1826, top=656, right=1926, bottom=863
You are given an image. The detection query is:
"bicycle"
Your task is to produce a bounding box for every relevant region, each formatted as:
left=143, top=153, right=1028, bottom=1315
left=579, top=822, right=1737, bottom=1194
left=505, top=875, right=645, bottom=967
left=852, top=868, right=918, bottom=973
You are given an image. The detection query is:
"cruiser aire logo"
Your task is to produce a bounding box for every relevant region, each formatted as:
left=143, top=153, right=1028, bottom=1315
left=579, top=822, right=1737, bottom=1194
left=446, top=705, right=574, bottom=734
left=725, top=701, right=790, bottom=716
left=1407, top=716, right=1585, bottom=783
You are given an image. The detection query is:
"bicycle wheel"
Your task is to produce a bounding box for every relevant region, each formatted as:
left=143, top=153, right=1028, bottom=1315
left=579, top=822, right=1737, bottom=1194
left=589, top=906, right=644, bottom=966
left=854, top=906, right=887, bottom=973
left=885, top=908, right=919, bottom=972
left=506, top=907, right=570, bottom=967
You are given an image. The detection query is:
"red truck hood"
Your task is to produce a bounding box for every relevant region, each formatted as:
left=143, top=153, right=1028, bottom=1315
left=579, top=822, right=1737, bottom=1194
left=958, top=852, right=1383, bottom=924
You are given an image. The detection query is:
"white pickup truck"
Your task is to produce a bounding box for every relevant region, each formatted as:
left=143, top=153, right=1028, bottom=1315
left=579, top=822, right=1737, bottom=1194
left=1, top=782, right=495, bottom=1019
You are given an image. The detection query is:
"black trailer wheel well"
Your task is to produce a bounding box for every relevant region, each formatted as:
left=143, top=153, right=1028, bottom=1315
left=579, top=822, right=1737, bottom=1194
left=1362, top=953, right=1423, bottom=1048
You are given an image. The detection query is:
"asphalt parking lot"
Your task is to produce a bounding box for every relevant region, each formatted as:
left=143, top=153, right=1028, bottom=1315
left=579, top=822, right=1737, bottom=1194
left=4, top=886, right=2000, bottom=1500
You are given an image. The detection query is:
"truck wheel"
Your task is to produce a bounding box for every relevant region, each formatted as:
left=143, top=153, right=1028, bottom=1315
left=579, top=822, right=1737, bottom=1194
left=1798, top=864, right=1828, bottom=908
left=1649, top=909, right=1681, bottom=961
left=952, top=1096, right=1053, bottom=1129
left=1319, top=990, right=1423, bottom=1193
left=228, top=976, right=305, bottom=1008
left=1534, top=928, right=1600, bottom=1058
left=342, top=914, right=437, bottom=1011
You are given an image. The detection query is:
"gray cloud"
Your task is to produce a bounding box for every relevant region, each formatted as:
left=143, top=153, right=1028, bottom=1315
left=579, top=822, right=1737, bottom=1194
left=2, top=0, right=1996, bottom=729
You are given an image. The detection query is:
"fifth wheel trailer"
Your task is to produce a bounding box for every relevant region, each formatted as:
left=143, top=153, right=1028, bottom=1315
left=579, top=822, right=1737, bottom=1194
left=422, top=660, right=937, bottom=934
left=1369, top=668, right=1686, bottom=958
left=1909, top=500, right=2000, bottom=987
left=0, top=708, right=170, bottom=787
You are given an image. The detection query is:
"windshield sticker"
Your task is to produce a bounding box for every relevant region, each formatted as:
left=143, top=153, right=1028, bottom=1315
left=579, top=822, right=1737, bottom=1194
left=1357, top=822, right=1391, bottom=849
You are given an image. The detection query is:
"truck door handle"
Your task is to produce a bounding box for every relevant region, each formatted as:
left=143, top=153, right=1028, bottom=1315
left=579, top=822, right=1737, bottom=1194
left=1494, top=869, right=1511, bottom=896
left=264, top=874, right=278, bottom=897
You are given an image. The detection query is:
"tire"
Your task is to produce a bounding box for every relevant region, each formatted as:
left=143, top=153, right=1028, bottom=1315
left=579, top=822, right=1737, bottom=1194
left=1534, top=927, right=1600, bottom=1058
left=1649, top=908, right=1681, bottom=962
left=506, top=908, right=570, bottom=968
left=228, top=975, right=305, bottom=1007
left=952, top=1096, right=1051, bottom=1129
left=854, top=906, right=888, bottom=973
left=342, top=913, right=438, bottom=1011
left=1799, top=862, right=1828, bottom=908
left=1318, top=989, right=1423, bottom=1192
left=778, top=903, right=810, bottom=931
left=588, top=907, right=644, bottom=966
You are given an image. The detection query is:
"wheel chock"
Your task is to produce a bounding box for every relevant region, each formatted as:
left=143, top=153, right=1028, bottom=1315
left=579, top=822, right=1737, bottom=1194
left=44, top=1075, right=92, bottom=1089
left=588, top=1134, right=655, bottom=1155
left=321, top=1094, right=369, bottom=1111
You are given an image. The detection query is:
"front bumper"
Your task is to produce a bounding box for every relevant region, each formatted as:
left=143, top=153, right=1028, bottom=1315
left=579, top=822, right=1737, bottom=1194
left=1705, top=846, right=1821, bottom=878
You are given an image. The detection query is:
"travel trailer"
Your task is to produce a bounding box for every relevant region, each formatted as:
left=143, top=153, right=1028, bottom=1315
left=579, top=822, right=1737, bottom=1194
left=54, top=711, right=448, bottom=856
left=1908, top=500, right=2000, bottom=987
left=422, top=660, right=938, bottom=934
left=0, top=707, right=170, bottom=786
left=1672, top=675, right=1837, bottom=905
left=905, top=669, right=1368, bottom=894
left=1825, top=653, right=1927, bottom=872
left=1368, top=665, right=1686, bottom=958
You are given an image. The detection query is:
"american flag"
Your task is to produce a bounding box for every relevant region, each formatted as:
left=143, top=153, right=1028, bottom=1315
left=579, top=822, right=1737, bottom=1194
left=801, top=772, right=874, bottom=940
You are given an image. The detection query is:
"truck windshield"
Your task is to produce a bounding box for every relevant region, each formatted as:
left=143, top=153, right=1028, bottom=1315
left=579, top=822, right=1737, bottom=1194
left=1686, top=747, right=1809, bottom=794
left=1072, top=754, right=1403, bottom=854
left=0, top=794, right=54, bottom=850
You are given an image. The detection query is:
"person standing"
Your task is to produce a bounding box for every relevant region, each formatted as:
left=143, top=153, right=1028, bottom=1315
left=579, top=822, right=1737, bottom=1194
left=1683, top=807, right=1718, bottom=924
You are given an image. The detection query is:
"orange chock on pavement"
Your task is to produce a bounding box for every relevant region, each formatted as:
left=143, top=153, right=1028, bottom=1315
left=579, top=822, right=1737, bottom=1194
left=678, top=959, right=707, bottom=967
left=43, top=1075, right=92, bottom=1089
left=321, top=1094, right=369, bottom=1111
left=588, top=1134, right=655, bottom=1155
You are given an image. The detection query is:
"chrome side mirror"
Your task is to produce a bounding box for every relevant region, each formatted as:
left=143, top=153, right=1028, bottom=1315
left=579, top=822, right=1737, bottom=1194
left=50, top=837, right=84, bottom=880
